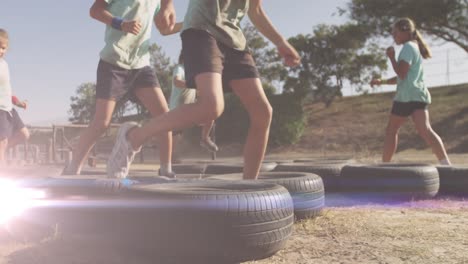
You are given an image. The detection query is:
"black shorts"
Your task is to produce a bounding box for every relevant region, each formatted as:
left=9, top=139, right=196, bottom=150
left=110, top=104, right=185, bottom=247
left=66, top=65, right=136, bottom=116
left=181, top=29, right=260, bottom=92
left=391, top=101, right=428, bottom=117
left=0, top=109, right=25, bottom=140
left=96, top=59, right=160, bottom=101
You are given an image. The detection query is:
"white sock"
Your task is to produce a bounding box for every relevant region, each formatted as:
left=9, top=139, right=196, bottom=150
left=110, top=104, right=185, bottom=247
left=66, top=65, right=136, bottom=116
left=439, top=158, right=451, bottom=165
left=160, top=163, right=173, bottom=174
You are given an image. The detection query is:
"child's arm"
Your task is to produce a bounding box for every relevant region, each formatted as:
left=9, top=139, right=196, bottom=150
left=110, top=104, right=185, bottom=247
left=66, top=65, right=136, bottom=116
left=248, top=0, right=300, bottom=67
left=11, top=96, right=27, bottom=109
left=173, top=75, right=187, bottom=88
left=370, top=77, right=398, bottom=87
left=90, top=0, right=142, bottom=35
left=155, top=0, right=176, bottom=35
left=157, top=22, right=183, bottom=36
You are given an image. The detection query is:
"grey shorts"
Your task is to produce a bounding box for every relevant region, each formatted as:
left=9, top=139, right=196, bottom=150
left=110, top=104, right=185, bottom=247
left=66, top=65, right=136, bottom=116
left=96, top=59, right=160, bottom=101
left=0, top=109, right=25, bottom=140
left=391, top=101, right=428, bottom=117
left=181, top=29, right=260, bottom=92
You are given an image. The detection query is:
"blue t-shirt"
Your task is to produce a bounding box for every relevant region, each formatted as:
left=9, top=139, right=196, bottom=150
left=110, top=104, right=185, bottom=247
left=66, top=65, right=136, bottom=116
left=394, top=41, right=431, bottom=104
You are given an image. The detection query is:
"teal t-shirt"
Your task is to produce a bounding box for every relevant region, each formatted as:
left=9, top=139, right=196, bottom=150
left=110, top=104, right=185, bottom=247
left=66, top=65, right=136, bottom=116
left=100, top=0, right=160, bottom=69
left=394, top=41, right=431, bottom=104
left=182, top=0, right=249, bottom=51
left=169, top=64, right=196, bottom=110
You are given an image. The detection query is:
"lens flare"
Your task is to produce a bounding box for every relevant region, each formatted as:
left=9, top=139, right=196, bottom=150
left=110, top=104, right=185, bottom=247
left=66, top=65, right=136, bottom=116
left=0, top=179, right=45, bottom=224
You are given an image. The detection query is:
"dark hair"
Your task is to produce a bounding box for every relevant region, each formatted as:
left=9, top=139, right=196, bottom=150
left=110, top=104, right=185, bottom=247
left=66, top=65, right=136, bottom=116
left=394, top=18, right=432, bottom=59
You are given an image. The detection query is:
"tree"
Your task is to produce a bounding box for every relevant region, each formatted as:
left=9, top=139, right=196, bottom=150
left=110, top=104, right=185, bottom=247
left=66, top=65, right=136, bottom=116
left=343, top=0, right=468, bottom=52
left=68, top=82, right=96, bottom=124
left=286, top=24, right=387, bottom=107
left=244, top=23, right=287, bottom=94
left=68, top=82, right=130, bottom=124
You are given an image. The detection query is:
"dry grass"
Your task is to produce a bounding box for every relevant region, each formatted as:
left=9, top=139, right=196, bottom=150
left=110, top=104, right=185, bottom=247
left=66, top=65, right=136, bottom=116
left=276, top=83, right=468, bottom=156
left=247, top=199, right=468, bottom=264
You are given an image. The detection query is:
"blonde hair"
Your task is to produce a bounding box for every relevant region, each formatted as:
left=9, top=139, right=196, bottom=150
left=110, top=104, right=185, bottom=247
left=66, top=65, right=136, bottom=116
left=394, top=18, right=432, bottom=59
left=0, top=28, right=8, bottom=40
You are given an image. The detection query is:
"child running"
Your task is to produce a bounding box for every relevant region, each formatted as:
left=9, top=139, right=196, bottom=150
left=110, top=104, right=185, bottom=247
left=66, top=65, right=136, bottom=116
left=0, top=29, right=30, bottom=165
left=107, top=0, right=301, bottom=179
left=62, top=0, right=179, bottom=178
left=370, top=17, right=451, bottom=165
left=169, top=52, right=219, bottom=160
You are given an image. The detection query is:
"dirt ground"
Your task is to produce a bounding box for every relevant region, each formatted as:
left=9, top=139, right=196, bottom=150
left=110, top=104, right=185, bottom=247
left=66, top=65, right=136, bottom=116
left=1, top=152, right=468, bottom=264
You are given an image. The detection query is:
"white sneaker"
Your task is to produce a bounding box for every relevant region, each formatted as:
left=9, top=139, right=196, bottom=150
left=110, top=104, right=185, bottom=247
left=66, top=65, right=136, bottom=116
left=107, top=122, right=141, bottom=179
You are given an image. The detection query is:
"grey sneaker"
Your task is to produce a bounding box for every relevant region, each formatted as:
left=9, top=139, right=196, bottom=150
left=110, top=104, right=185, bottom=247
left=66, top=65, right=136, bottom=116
left=107, top=122, right=141, bottom=179
left=158, top=169, right=177, bottom=179
left=200, top=138, right=219, bottom=152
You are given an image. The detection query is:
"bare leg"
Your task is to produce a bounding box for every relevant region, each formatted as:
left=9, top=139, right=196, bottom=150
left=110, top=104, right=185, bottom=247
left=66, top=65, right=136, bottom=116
left=201, top=120, right=215, bottom=141
left=128, top=73, right=225, bottom=149
left=67, top=99, right=116, bottom=174
left=231, top=78, right=273, bottom=179
left=134, top=87, right=172, bottom=169
left=382, top=114, right=407, bottom=162
left=411, top=109, right=450, bottom=164
left=7, top=127, right=30, bottom=148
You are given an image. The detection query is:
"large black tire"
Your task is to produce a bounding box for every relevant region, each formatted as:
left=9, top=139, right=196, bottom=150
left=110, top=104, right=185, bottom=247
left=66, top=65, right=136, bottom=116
left=208, top=172, right=324, bottom=220
left=205, top=162, right=278, bottom=174
left=274, top=163, right=344, bottom=192
left=340, top=163, right=439, bottom=200
left=17, top=180, right=294, bottom=263
left=436, top=165, right=468, bottom=196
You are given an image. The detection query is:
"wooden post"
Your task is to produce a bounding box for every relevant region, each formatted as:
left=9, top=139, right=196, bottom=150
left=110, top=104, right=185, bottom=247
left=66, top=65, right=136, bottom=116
left=23, top=142, right=28, bottom=161
left=33, top=145, right=40, bottom=164
left=47, top=138, right=53, bottom=164
left=52, top=125, right=57, bottom=163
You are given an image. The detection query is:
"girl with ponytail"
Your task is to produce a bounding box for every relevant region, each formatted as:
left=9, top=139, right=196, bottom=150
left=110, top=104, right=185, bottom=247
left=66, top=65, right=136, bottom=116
left=370, top=17, right=451, bottom=165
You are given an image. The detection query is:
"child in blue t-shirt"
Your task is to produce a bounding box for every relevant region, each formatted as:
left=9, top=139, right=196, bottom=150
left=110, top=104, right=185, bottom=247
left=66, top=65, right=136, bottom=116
left=370, top=17, right=450, bottom=165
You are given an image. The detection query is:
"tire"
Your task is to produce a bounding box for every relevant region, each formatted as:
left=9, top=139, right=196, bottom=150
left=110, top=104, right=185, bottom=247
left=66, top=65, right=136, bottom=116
left=293, top=158, right=356, bottom=164
left=18, top=180, right=294, bottom=263
left=205, top=162, right=278, bottom=174
left=436, top=165, right=468, bottom=196
left=340, top=163, right=439, bottom=200
left=172, top=164, right=207, bottom=174
left=208, top=172, right=324, bottom=220
left=274, top=163, right=344, bottom=192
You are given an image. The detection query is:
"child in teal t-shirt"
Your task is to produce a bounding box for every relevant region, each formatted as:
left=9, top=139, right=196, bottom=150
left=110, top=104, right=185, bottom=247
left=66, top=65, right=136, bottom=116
left=370, top=17, right=450, bottom=165
left=63, top=0, right=180, bottom=178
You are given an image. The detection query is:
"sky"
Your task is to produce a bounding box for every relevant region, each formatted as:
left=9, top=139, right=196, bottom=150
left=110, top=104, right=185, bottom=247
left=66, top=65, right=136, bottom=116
left=1, top=0, right=467, bottom=125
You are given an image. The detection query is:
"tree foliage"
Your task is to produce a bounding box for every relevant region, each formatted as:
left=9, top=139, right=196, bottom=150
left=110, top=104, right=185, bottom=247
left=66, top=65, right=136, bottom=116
left=244, top=23, right=287, bottom=94
left=343, top=0, right=468, bottom=52
left=68, top=82, right=96, bottom=124
left=286, top=23, right=387, bottom=107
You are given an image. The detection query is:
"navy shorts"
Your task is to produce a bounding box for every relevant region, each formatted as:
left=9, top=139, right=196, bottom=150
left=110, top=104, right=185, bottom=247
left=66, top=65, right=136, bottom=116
left=0, top=109, right=25, bottom=140
left=96, top=59, right=160, bottom=101
left=181, top=29, right=260, bottom=92
left=391, top=101, right=428, bottom=117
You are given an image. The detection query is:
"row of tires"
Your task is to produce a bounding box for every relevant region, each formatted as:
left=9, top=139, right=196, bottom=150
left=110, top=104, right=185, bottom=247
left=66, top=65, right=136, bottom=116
left=165, top=160, right=467, bottom=196
left=9, top=159, right=467, bottom=263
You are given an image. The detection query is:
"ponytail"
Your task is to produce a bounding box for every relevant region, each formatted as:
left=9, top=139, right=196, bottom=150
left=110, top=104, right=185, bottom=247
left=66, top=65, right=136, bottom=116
left=414, top=30, right=432, bottom=59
